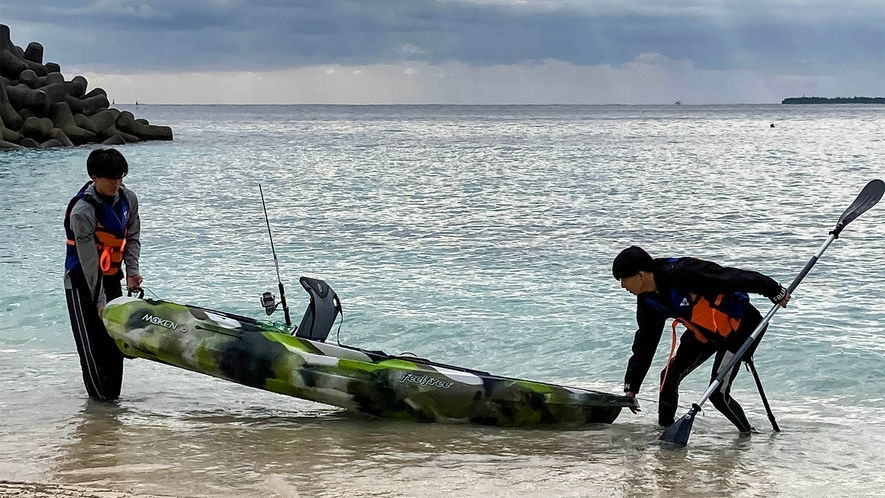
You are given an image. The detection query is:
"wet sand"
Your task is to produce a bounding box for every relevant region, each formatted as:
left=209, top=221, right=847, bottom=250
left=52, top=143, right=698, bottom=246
left=0, top=481, right=172, bottom=498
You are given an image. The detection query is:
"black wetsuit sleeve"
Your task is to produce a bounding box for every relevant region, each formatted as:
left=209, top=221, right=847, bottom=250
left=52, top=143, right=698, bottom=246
left=671, top=258, right=783, bottom=298
left=623, top=300, right=666, bottom=394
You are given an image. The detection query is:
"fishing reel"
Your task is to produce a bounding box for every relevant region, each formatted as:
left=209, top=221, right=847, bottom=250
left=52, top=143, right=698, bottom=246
left=260, top=291, right=283, bottom=316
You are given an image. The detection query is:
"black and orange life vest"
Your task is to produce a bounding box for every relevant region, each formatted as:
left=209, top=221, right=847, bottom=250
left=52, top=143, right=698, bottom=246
left=644, top=278, right=751, bottom=391
left=644, top=286, right=750, bottom=344
left=64, top=181, right=130, bottom=276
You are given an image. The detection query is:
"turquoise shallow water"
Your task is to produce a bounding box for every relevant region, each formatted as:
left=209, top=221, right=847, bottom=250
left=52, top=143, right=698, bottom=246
left=0, top=104, right=883, bottom=497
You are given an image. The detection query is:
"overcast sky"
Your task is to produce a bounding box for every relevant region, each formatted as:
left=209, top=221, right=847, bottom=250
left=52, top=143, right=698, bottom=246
left=2, top=0, right=883, bottom=104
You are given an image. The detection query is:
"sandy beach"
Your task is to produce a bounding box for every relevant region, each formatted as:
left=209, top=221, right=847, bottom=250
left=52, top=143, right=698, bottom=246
left=0, top=481, right=171, bottom=498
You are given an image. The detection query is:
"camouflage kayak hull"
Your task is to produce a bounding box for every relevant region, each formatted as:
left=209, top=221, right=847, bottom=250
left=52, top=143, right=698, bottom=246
left=103, top=296, right=634, bottom=427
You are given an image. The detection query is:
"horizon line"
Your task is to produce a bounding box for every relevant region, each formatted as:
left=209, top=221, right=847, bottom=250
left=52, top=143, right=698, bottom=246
left=115, top=102, right=797, bottom=106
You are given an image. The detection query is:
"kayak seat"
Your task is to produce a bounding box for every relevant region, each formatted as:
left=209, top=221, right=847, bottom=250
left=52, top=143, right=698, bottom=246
left=294, top=276, right=342, bottom=342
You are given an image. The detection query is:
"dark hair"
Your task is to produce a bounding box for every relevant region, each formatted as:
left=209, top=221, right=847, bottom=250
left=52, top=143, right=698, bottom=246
left=612, top=246, right=654, bottom=280
left=87, top=148, right=129, bottom=179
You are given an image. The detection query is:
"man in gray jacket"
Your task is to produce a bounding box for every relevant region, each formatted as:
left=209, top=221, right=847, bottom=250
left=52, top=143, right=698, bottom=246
left=63, top=148, right=142, bottom=401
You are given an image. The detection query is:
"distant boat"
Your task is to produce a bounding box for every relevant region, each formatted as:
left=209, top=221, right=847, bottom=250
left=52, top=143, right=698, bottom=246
left=674, top=100, right=682, bottom=105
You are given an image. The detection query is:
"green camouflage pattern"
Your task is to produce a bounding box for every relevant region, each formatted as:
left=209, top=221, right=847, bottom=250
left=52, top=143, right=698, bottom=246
left=103, top=296, right=635, bottom=427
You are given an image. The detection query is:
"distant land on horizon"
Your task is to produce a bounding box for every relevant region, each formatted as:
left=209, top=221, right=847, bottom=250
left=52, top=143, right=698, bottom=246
left=782, top=96, right=885, bottom=104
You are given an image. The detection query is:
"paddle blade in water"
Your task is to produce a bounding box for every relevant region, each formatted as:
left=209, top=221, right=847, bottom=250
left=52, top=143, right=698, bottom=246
left=659, top=404, right=701, bottom=448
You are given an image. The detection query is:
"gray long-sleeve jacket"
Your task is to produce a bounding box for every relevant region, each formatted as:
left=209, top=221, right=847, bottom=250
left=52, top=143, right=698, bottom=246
left=63, top=183, right=141, bottom=309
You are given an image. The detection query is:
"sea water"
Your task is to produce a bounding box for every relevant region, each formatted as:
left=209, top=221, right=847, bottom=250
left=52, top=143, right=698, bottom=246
left=0, top=104, right=883, bottom=497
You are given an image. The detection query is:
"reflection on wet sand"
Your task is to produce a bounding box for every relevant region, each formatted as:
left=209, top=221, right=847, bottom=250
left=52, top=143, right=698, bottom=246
left=54, top=401, right=178, bottom=495
left=52, top=401, right=780, bottom=498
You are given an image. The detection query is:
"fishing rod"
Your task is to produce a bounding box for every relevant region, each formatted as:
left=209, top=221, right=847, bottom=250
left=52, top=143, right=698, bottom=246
left=259, top=184, right=292, bottom=328
left=659, top=179, right=885, bottom=448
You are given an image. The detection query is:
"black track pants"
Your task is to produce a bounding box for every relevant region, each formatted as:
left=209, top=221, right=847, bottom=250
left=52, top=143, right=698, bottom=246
left=657, top=307, right=765, bottom=432
left=65, top=271, right=124, bottom=401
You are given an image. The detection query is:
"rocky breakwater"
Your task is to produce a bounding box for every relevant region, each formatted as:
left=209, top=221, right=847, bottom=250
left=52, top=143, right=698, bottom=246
left=0, top=24, right=173, bottom=151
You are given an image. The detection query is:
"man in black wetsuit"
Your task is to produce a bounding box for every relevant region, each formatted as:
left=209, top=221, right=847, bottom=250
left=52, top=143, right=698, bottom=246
left=612, top=246, right=790, bottom=433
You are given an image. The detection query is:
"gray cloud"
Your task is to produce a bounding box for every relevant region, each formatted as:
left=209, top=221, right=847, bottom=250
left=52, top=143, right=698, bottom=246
left=3, top=0, right=882, bottom=76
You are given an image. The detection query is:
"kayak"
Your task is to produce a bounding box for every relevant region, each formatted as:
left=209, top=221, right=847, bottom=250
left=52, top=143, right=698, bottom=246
left=102, top=279, right=634, bottom=427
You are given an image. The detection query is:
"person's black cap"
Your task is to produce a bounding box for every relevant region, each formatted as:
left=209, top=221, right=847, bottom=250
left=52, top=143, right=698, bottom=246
left=612, top=246, right=654, bottom=280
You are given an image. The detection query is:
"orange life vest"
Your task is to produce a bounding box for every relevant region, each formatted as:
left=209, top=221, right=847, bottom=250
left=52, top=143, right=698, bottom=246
left=64, top=182, right=130, bottom=276
left=645, top=289, right=749, bottom=390
left=673, top=293, right=745, bottom=343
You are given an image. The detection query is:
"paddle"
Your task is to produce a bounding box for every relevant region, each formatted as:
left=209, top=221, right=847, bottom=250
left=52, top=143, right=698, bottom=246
left=659, top=179, right=885, bottom=448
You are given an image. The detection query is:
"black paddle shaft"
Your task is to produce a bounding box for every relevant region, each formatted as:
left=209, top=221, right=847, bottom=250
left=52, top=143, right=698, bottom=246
left=660, top=179, right=884, bottom=448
